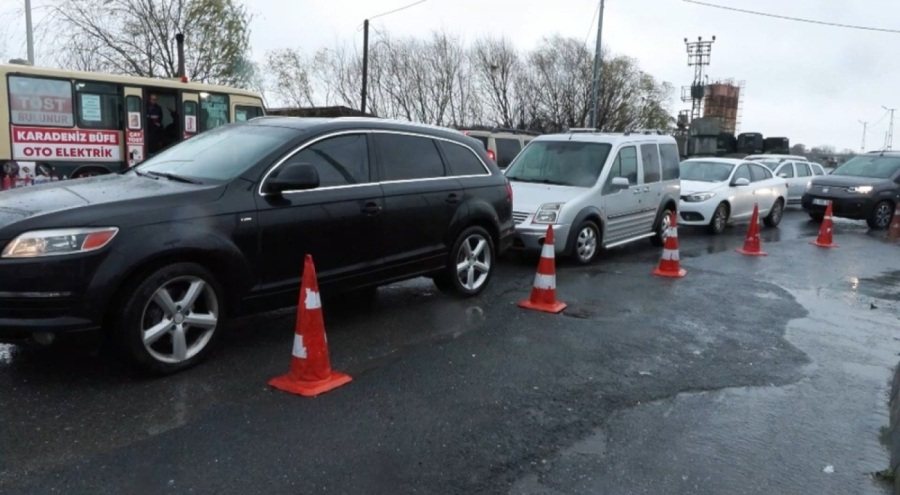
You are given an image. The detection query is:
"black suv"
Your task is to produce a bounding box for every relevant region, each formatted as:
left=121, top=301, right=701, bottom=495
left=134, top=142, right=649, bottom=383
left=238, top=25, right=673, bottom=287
left=0, top=117, right=514, bottom=373
left=801, top=151, right=900, bottom=229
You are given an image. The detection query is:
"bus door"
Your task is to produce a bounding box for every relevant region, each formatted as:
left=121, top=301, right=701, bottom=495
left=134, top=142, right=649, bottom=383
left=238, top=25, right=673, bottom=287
left=181, top=92, right=199, bottom=141
left=123, top=86, right=145, bottom=167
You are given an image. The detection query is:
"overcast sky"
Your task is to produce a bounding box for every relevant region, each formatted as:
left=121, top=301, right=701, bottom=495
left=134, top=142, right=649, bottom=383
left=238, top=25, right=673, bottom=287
left=2, top=0, right=899, bottom=151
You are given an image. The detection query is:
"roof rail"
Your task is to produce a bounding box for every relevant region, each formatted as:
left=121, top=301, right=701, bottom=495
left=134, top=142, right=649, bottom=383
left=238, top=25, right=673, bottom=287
left=566, top=127, right=603, bottom=133
left=487, top=127, right=540, bottom=136
left=623, top=128, right=669, bottom=136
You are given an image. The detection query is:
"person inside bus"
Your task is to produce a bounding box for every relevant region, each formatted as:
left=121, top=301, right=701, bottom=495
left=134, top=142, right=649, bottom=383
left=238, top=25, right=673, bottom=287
left=163, top=107, right=180, bottom=148
left=147, top=94, right=164, bottom=154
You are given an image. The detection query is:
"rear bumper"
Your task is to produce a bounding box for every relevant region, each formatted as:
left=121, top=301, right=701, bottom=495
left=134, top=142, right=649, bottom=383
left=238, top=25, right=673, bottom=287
left=511, top=223, right=570, bottom=253
left=800, top=194, right=878, bottom=220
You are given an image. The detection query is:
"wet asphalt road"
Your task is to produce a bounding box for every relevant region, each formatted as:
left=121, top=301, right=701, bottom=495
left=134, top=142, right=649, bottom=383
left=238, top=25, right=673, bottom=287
left=1, top=207, right=899, bottom=495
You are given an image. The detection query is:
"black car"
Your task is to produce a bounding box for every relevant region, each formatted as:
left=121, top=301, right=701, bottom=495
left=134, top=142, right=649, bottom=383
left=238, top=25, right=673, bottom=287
left=0, top=117, right=514, bottom=373
left=801, top=151, right=900, bottom=229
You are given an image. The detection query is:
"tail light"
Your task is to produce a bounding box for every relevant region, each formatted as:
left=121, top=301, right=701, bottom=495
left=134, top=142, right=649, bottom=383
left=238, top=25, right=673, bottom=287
left=505, top=179, right=513, bottom=204
left=486, top=149, right=496, bottom=162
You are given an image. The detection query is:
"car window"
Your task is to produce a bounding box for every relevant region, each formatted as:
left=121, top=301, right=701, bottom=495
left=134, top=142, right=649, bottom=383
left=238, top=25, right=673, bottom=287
left=601, top=146, right=638, bottom=194
left=640, top=143, right=661, bottom=183
left=134, top=124, right=297, bottom=182
left=749, top=163, right=772, bottom=182
left=679, top=160, right=734, bottom=182
left=375, top=133, right=446, bottom=181
left=505, top=140, right=612, bottom=188
left=278, top=133, right=370, bottom=188
left=495, top=138, right=522, bottom=168
left=733, top=164, right=751, bottom=183
left=833, top=155, right=900, bottom=179
left=795, top=162, right=811, bottom=177
left=659, top=143, right=680, bottom=180
left=777, top=163, right=795, bottom=178
left=812, top=164, right=825, bottom=176
left=439, top=141, right=489, bottom=176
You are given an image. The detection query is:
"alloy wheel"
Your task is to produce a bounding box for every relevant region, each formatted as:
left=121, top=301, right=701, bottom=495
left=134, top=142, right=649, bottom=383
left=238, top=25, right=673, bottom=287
left=141, top=276, right=219, bottom=364
left=874, top=203, right=893, bottom=229
left=576, top=225, right=598, bottom=262
left=456, top=233, right=492, bottom=292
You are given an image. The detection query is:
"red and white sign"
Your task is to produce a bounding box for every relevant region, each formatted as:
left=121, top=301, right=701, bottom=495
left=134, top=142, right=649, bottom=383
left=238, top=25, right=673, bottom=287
left=126, top=131, right=145, bottom=166
left=11, top=126, right=121, bottom=162
left=8, top=77, right=74, bottom=127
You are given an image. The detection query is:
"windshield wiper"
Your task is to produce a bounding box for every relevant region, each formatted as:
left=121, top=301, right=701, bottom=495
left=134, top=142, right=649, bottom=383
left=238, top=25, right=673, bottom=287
left=507, top=177, right=568, bottom=185
left=147, top=171, right=201, bottom=184
left=131, top=168, right=156, bottom=179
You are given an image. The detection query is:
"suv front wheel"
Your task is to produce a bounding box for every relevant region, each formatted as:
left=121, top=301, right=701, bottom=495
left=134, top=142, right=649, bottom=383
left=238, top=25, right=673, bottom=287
left=434, top=226, right=496, bottom=297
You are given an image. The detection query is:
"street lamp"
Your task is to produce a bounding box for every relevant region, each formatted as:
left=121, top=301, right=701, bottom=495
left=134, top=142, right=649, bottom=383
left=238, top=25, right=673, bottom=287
left=360, top=0, right=426, bottom=115
left=25, top=0, right=35, bottom=65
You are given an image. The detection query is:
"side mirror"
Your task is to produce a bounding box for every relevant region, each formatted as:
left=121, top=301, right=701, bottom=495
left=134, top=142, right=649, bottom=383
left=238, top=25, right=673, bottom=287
left=777, top=173, right=787, bottom=178
left=733, top=177, right=751, bottom=187
left=266, top=162, right=320, bottom=194
left=611, top=177, right=630, bottom=189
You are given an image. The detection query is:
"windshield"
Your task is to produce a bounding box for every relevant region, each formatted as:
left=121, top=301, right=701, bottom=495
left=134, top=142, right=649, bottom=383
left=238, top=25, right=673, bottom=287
left=679, top=160, right=735, bottom=182
left=832, top=155, right=900, bottom=179
left=132, top=124, right=297, bottom=182
left=504, top=141, right=612, bottom=188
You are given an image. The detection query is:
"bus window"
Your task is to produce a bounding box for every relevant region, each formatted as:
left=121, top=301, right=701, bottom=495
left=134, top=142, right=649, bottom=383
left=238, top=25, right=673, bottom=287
left=8, top=75, right=74, bottom=127
left=199, top=92, right=229, bottom=131
left=183, top=100, right=198, bottom=135
left=75, top=81, right=121, bottom=130
left=235, top=105, right=263, bottom=122
left=126, top=95, right=142, bottom=129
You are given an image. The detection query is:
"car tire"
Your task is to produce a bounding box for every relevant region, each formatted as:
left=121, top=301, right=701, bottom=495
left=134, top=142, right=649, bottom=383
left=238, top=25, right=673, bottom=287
left=650, top=207, right=674, bottom=247
left=113, top=262, right=224, bottom=375
left=707, top=202, right=729, bottom=235
left=433, top=226, right=495, bottom=298
left=572, top=220, right=601, bottom=265
left=808, top=212, right=824, bottom=222
left=867, top=201, right=895, bottom=230
left=763, top=198, right=785, bottom=228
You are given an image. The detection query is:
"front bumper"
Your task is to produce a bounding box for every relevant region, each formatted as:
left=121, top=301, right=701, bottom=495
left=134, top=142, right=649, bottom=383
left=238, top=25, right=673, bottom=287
left=800, top=193, right=878, bottom=220
left=0, top=254, right=106, bottom=342
left=677, top=199, right=717, bottom=226
left=511, top=214, right=571, bottom=254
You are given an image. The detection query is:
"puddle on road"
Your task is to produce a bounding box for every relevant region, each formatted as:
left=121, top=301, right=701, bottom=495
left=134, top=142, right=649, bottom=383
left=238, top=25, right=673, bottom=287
left=857, top=271, right=900, bottom=302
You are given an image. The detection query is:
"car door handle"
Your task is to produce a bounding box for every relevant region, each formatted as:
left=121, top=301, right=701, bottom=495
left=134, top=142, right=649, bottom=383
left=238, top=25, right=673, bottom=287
left=643, top=187, right=651, bottom=192
left=445, top=193, right=460, bottom=204
left=632, top=188, right=641, bottom=194
left=361, top=202, right=382, bottom=215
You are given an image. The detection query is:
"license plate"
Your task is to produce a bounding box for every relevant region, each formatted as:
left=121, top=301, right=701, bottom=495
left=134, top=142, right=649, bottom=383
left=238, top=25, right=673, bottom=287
left=812, top=198, right=829, bottom=206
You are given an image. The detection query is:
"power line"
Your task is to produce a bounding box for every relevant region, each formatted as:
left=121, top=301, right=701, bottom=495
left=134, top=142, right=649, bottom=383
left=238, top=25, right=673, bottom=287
left=583, top=0, right=603, bottom=49
left=682, top=0, right=900, bottom=34
left=368, top=0, right=427, bottom=22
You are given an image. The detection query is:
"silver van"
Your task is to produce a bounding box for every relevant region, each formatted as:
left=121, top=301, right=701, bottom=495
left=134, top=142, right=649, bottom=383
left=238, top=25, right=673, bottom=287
left=504, top=130, right=681, bottom=264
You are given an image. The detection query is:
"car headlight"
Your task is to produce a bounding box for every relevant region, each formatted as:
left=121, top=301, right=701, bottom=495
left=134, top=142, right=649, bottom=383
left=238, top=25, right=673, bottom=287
left=533, top=203, right=564, bottom=224
left=1, top=227, right=119, bottom=258
left=683, top=192, right=716, bottom=203
left=847, top=185, right=873, bottom=194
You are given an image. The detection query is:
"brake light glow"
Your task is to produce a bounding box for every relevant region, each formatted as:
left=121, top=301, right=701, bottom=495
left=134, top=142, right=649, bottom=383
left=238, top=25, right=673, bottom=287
left=487, top=150, right=496, bottom=162
left=505, top=179, right=513, bottom=203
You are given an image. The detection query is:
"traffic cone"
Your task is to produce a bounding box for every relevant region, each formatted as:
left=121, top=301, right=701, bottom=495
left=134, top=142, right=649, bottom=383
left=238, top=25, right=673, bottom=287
left=652, top=211, right=687, bottom=278
left=268, top=254, right=352, bottom=397
left=518, top=225, right=567, bottom=313
left=736, top=203, right=767, bottom=256
left=1, top=176, right=8, bottom=191
left=811, top=201, right=838, bottom=248
left=887, top=203, right=900, bottom=241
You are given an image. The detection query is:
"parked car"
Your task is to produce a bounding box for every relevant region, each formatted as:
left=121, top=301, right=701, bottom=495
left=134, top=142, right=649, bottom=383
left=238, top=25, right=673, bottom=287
left=460, top=128, right=538, bottom=169
left=678, top=158, right=788, bottom=234
left=801, top=151, right=900, bottom=229
left=504, top=130, right=681, bottom=264
left=745, top=154, right=827, bottom=203
left=0, top=117, right=514, bottom=374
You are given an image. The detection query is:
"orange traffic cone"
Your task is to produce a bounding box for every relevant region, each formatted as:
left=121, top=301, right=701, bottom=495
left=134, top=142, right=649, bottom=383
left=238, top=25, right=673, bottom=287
left=811, top=201, right=838, bottom=248
left=269, top=254, right=352, bottom=397
left=887, top=203, right=900, bottom=241
left=653, top=211, right=687, bottom=278
left=518, top=225, right=567, bottom=313
left=736, top=203, right=767, bottom=256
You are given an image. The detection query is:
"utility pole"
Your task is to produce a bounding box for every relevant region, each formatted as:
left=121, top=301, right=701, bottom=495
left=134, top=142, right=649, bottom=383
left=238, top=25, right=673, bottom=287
left=360, top=19, right=369, bottom=114
left=25, top=0, right=35, bottom=65
left=858, top=120, right=868, bottom=153
left=883, top=106, right=895, bottom=150
left=588, top=0, right=605, bottom=129
left=682, top=36, right=715, bottom=122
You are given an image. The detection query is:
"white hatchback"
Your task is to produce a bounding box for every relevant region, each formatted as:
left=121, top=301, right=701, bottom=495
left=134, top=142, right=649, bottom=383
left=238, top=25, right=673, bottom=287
left=678, top=158, right=789, bottom=234
left=745, top=154, right=827, bottom=203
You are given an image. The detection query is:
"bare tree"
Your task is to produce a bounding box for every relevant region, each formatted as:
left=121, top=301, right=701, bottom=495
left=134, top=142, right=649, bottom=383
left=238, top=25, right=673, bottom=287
left=45, top=0, right=254, bottom=87
left=265, top=48, right=314, bottom=108
left=470, top=36, right=521, bottom=127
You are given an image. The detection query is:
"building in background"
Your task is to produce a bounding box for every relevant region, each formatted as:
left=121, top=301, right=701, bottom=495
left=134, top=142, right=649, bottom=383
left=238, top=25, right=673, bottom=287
left=702, top=79, right=744, bottom=135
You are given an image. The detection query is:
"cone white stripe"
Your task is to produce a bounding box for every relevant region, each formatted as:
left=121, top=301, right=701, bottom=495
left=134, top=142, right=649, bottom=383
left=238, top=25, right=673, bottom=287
left=661, top=248, right=679, bottom=261
left=541, top=242, right=555, bottom=259
left=533, top=273, right=556, bottom=290
left=666, top=226, right=678, bottom=238
left=292, top=334, right=308, bottom=359
left=304, top=288, right=321, bottom=310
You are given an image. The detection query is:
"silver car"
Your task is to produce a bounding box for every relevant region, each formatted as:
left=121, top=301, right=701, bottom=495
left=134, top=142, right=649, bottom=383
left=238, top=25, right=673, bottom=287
left=505, top=131, right=681, bottom=264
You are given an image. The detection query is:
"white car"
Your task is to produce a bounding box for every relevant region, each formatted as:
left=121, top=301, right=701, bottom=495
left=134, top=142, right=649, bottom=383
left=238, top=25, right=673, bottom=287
left=678, top=158, right=789, bottom=234
left=745, top=154, right=828, bottom=203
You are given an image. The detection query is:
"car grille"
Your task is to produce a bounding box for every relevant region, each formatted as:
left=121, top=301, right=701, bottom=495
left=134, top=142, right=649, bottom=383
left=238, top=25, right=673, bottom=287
left=810, top=185, right=846, bottom=194
left=512, top=211, right=530, bottom=225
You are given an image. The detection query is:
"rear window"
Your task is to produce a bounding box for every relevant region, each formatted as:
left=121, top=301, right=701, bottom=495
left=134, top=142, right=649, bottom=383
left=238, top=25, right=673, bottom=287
left=495, top=138, right=522, bottom=168
left=375, top=133, right=446, bottom=181
left=833, top=155, right=900, bottom=179
left=439, top=141, right=488, bottom=176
